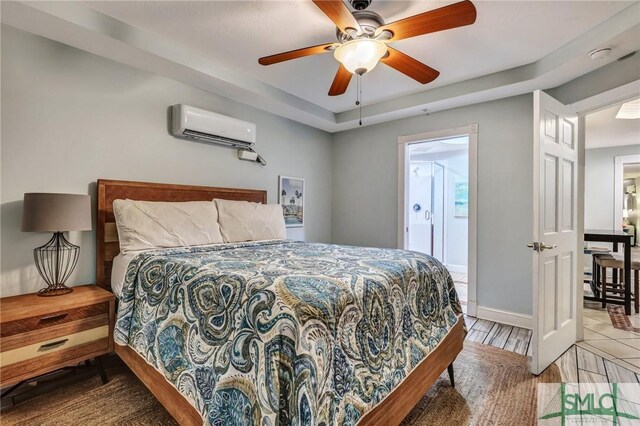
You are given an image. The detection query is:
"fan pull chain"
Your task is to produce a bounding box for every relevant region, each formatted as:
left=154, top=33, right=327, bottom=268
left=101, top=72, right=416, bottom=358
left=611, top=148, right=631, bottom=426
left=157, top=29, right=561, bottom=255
left=355, top=74, right=363, bottom=126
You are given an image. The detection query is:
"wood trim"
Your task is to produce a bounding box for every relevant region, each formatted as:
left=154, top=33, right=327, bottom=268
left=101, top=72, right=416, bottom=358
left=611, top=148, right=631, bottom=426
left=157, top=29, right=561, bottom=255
left=359, top=316, right=464, bottom=425
left=115, top=344, right=202, bottom=426
left=97, top=179, right=107, bottom=291
left=0, top=338, right=110, bottom=386
left=96, top=179, right=267, bottom=289
left=105, top=222, right=118, bottom=243
left=1, top=314, right=108, bottom=352
left=108, top=298, right=115, bottom=353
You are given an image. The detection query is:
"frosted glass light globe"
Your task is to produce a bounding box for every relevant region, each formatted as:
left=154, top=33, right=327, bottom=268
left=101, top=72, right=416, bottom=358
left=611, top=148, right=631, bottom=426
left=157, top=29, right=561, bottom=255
left=334, top=39, right=387, bottom=75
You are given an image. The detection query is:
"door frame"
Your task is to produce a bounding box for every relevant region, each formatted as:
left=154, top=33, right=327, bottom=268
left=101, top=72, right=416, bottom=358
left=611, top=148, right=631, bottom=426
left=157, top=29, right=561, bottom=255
left=569, top=80, right=640, bottom=342
left=398, top=124, right=478, bottom=316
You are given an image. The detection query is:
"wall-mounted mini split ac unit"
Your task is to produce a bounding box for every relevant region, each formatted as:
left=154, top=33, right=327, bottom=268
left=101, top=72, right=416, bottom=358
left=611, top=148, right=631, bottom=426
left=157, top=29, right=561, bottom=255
left=170, top=104, right=256, bottom=148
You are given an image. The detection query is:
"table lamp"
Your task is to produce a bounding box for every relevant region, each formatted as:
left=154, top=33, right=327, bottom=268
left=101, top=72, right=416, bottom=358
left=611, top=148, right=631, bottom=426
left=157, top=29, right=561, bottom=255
left=22, top=193, right=92, bottom=296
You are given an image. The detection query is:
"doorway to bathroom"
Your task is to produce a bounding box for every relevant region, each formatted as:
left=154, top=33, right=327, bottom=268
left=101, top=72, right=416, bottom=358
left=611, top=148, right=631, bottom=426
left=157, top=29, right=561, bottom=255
left=398, top=125, right=478, bottom=315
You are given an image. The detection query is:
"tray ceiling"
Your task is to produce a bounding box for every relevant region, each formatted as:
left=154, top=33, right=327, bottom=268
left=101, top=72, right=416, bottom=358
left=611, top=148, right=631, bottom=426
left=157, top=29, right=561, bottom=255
left=2, top=1, right=639, bottom=131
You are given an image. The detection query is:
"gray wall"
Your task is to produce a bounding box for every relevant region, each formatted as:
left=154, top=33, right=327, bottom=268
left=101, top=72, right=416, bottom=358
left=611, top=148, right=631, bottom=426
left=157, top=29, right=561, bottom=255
left=332, top=95, right=534, bottom=315
left=1, top=26, right=333, bottom=297
left=3, top=23, right=635, bottom=318
left=584, top=145, right=640, bottom=230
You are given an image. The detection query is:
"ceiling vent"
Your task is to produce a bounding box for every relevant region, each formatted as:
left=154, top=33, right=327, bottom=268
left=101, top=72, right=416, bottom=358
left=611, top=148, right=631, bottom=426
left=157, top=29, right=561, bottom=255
left=588, top=47, right=612, bottom=60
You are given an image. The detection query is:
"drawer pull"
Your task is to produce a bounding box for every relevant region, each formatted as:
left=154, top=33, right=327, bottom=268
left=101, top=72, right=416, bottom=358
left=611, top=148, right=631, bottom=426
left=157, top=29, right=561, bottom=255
left=38, top=313, right=69, bottom=323
left=38, top=339, right=69, bottom=351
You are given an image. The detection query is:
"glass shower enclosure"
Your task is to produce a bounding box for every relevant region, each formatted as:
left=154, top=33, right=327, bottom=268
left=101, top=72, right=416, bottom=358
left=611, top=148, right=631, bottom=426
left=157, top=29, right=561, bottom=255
left=407, top=161, right=445, bottom=261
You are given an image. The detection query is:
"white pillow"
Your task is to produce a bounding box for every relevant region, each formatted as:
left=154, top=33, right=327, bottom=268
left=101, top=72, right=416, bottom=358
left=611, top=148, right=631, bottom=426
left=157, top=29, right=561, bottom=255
left=214, top=199, right=286, bottom=243
left=112, top=199, right=224, bottom=253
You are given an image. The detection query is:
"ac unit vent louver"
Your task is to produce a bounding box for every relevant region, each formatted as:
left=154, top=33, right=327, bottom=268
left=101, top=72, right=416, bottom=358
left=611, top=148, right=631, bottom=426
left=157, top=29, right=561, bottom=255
left=171, top=104, right=255, bottom=149
left=182, top=129, right=251, bottom=148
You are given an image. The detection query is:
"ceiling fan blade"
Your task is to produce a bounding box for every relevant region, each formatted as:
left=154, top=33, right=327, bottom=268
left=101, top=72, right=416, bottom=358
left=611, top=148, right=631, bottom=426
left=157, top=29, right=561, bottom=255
left=259, top=42, right=337, bottom=66
left=376, top=0, right=476, bottom=41
left=381, top=47, right=440, bottom=84
left=313, top=0, right=361, bottom=34
left=329, top=64, right=352, bottom=96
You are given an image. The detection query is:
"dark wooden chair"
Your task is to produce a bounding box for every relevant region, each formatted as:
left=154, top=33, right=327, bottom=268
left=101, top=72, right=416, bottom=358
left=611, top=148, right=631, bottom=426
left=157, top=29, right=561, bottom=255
left=585, top=246, right=611, bottom=297
left=594, top=253, right=639, bottom=314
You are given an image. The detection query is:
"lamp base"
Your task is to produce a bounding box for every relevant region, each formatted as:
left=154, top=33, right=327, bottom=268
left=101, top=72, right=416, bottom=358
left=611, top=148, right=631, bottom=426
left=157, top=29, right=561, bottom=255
left=38, top=283, right=74, bottom=297
left=34, top=232, right=80, bottom=298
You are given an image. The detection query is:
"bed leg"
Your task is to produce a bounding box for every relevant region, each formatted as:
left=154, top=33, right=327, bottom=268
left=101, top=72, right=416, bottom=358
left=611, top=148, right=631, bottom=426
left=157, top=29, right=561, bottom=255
left=447, top=363, right=455, bottom=387
left=96, top=356, right=108, bottom=384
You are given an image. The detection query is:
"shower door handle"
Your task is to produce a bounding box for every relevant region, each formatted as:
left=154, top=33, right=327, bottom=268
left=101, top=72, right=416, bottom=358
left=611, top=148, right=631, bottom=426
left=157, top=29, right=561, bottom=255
left=424, top=210, right=431, bottom=221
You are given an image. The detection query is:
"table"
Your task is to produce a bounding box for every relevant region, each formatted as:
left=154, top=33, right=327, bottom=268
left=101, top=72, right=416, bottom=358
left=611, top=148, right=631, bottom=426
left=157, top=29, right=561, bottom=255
left=0, top=284, right=114, bottom=406
left=584, top=229, right=632, bottom=315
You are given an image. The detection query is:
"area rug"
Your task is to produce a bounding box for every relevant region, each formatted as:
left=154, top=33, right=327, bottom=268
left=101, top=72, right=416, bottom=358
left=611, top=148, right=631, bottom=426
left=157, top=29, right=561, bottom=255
left=2, top=342, right=560, bottom=425
left=607, top=304, right=640, bottom=332
left=401, top=341, right=561, bottom=425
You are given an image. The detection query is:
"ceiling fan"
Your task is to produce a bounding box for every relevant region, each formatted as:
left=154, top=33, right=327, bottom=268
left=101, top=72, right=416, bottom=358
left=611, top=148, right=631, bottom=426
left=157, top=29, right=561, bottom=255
left=258, top=0, right=477, bottom=96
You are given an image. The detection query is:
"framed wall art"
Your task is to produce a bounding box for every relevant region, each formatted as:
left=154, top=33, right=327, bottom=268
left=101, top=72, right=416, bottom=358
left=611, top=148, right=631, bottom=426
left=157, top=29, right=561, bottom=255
left=279, top=176, right=304, bottom=227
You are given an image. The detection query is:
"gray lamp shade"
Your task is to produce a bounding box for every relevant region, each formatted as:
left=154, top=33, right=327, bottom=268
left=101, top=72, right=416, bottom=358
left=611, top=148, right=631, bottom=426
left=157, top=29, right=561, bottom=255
left=22, top=193, right=92, bottom=232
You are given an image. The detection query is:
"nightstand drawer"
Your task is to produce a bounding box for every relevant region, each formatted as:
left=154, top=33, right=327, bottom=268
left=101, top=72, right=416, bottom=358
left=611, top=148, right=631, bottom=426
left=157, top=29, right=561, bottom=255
left=0, top=327, right=110, bottom=384
left=1, top=311, right=109, bottom=352
left=0, top=325, right=109, bottom=367
left=1, top=302, right=108, bottom=338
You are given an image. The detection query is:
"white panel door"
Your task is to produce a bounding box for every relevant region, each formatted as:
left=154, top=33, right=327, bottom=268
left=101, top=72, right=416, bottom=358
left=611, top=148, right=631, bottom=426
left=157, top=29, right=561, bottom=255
left=530, top=90, right=578, bottom=375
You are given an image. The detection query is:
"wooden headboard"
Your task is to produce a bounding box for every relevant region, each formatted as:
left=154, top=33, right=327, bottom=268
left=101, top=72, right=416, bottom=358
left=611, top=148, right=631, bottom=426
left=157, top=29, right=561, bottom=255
left=96, top=179, right=267, bottom=290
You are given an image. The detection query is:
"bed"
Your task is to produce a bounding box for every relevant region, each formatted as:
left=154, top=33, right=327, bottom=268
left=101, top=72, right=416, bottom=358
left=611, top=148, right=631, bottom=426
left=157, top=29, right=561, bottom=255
left=97, top=179, right=464, bottom=426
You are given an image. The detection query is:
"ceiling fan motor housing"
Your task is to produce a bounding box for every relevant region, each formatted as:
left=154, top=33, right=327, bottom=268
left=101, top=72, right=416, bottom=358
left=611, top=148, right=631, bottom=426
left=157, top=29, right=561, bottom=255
left=349, top=0, right=372, bottom=11
left=336, top=10, right=385, bottom=41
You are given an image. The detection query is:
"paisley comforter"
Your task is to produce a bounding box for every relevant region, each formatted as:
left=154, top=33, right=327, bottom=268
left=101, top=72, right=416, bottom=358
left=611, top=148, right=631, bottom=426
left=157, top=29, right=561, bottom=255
left=115, top=240, right=462, bottom=426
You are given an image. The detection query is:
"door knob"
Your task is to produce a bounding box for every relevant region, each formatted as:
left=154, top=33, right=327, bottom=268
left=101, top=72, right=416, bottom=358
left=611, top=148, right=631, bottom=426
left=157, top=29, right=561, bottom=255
left=527, top=242, right=557, bottom=252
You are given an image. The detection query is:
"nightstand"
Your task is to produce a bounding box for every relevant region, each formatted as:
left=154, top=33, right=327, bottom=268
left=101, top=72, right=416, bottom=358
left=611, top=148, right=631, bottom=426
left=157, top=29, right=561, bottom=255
left=0, top=285, right=114, bottom=387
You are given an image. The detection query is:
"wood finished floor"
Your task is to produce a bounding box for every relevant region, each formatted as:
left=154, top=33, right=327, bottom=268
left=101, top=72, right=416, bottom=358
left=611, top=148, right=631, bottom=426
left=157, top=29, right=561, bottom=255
left=464, top=316, right=533, bottom=356
left=464, top=315, right=640, bottom=384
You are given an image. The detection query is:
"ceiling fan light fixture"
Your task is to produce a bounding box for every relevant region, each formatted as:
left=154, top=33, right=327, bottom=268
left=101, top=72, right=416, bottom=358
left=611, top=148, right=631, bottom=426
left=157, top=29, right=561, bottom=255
left=334, top=39, right=387, bottom=75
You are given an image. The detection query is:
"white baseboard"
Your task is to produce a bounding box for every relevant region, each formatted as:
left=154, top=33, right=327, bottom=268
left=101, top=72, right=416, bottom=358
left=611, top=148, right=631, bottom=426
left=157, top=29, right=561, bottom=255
left=476, top=306, right=532, bottom=329
left=445, top=264, right=467, bottom=273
